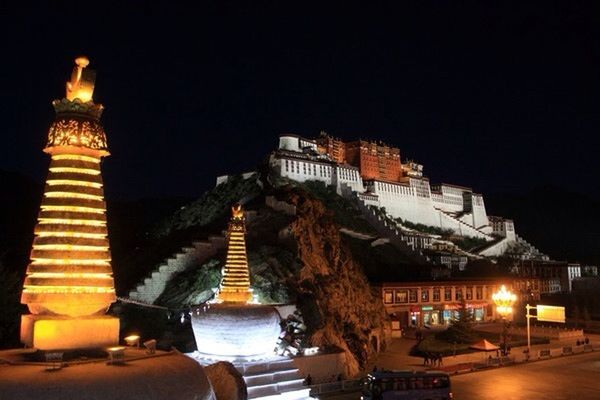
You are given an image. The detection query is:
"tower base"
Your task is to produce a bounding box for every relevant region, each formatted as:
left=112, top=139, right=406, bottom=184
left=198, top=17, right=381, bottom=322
left=21, top=314, right=119, bottom=350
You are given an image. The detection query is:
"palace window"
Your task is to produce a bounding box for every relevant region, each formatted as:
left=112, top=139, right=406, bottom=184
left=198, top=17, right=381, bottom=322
left=383, top=290, right=393, bottom=304
left=455, top=288, right=462, bottom=301
left=433, top=288, right=440, bottom=302
left=285, top=160, right=289, bottom=172
left=421, top=289, right=429, bottom=302
left=476, top=286, right=483, bottom=300
left=444, top=287, right=452, bottom=301
left=409, top=289, right=418, bottom=303
left=466, top=287, right=473, bottom=300
left=394, top=290, right=408, bottom=304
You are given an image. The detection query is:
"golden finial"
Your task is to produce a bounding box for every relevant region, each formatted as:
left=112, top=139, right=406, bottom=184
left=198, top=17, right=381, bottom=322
left=66, top=56, right=96, bottom=102
left=232, top=204, right=244, bottom=219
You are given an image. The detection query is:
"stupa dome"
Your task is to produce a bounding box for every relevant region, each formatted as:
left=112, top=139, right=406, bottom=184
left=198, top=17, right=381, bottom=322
left=192, top=303, right=281, bottom=358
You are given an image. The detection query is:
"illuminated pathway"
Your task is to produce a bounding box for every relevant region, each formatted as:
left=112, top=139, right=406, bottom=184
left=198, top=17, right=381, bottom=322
left=324, top=351, right=600, bottom=399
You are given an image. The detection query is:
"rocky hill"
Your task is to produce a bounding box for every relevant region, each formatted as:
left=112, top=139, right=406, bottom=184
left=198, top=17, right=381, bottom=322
left=117, top=172, right=433, bottom=374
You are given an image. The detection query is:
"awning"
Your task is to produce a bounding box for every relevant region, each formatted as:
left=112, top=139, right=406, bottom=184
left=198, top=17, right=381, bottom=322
left=469, top=339, right=500, bottom=351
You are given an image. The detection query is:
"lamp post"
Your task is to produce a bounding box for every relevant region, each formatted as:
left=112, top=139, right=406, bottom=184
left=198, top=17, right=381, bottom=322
left=492, top=285, right=517, bottom=357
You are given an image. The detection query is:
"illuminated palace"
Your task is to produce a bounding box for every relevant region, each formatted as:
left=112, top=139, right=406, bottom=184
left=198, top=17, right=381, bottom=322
left=20, top=57, right=119, bottom=349
left=270, top=132, right=548, bottom=259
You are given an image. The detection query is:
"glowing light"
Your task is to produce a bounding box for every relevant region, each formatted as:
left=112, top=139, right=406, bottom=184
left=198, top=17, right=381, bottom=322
left=31, top=259, right=110, bottom=266
left=49, top=167, right=100, bottom=175
left=36, top=231, right=107, bottom=239
left=124, top=335, right=140, bottom=347
left=304, top=347, right=319, bottom=356
left=38, top=218, right=106, bottom=226
left=46, top=179, right=103, bottom=188
left=23, top=286, right=115, bottom=294
left=44, top=192, right=104, bottom=201
left=52, top=154, right=100, bottom=163
left=40, top=205, right=105, bottom=214
left=32, top=244, right=109, bottom=252
left=25, top=272, right=112, bottom=279
left=492, top=285, right=517, bottom=318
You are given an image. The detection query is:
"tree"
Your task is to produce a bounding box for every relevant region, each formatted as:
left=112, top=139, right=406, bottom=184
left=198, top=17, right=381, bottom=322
left=436, top=300, right=477, bottom=344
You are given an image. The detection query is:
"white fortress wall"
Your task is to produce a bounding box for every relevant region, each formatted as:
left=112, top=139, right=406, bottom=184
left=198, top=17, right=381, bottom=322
left=430, top=183, right=468, bottom=214
left=271, top=154, right=334, bottom=186
left=368, top=180, right=441, bottom=227
left=477, top=237, right=512, bottom=257
left=368, top=179, right=491, bottom=239
left=334, top=165, right=363, bottom=193
left=437, top=210, right=490, bottom=239
left=470, top=193, right=490, bottom=229
left=279, top=134, right=302, bottom=152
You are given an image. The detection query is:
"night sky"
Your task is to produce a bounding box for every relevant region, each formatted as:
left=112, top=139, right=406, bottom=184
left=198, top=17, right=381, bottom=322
left=2, top=3, right=599, bottom=200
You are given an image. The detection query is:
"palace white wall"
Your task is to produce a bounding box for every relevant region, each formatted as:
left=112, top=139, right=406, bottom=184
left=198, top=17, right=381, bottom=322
left=470, top=194, right=490, bottom=229
left=333, top=165, right=363, bottom=193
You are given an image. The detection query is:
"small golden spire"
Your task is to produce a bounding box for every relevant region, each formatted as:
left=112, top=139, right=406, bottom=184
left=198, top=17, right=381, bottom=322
left=232, top=203, right=244, bottom=219
left=217, top=204, right=253, bottom=303
left=66, top=56, right=96, bottom=102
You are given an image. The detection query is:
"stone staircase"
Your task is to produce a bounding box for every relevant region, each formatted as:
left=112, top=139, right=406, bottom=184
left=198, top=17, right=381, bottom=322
left=340, top=185, right=431, bottom=264
left=515, top=234, right=549, bottom=260
left=128, top=235, right=226, bottom=304
left=237, top=357, right=311, bottom=400
left=434, top=207, right=492, bottom=240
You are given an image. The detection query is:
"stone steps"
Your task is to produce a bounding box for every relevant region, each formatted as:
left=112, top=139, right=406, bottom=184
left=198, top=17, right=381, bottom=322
left=128, top=235, right=226, bottom=304
left=435, top=207, right=492, bottom=240
left=237, top=358, right=312, bottom=400
left=515, top=234, right=548, bottom=260
left=340, top=185, right=430, bottom=264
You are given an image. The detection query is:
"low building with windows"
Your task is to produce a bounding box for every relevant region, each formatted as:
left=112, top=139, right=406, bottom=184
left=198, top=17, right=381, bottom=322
left=378, top=278, right=540, bottom=333
left=514, top=260, right=581, bottom=293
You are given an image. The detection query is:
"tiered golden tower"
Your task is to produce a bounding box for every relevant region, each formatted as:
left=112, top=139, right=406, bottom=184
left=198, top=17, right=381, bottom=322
left=217, top=204, right=253, bottom=303
left=20, top=57, right=119, bottom=350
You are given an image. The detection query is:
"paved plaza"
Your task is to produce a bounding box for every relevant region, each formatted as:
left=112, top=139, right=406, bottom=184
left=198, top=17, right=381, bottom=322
left=321, top=328, right=600, bottom=400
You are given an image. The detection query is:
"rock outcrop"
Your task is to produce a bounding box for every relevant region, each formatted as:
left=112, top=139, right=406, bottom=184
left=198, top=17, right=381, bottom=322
left=285, top=187, right=389, bottom=377
left=204, top=361, right=247, bottom=400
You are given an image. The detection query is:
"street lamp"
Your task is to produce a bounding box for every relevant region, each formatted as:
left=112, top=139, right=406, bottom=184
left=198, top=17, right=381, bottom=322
left=492, top=285, right=517, bottom=356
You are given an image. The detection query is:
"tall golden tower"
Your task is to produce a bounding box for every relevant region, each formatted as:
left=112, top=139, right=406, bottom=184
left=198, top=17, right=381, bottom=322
left=20, top=57, right=119, bottom=350
left=217, top=204, right=253, bottom=303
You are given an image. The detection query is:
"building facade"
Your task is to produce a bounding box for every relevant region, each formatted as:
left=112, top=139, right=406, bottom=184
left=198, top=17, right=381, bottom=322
left=514, top=260, right=581, bottom=294
left=379, top=279, right=540, bottom=332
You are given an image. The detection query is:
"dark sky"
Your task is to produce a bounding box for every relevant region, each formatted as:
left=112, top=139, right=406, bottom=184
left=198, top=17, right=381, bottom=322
left=1, top=2, right=599, bottom=199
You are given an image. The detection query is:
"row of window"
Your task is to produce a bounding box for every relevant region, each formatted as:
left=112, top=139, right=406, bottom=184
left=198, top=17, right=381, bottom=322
left=339, top=168, right=359, bottom=181
left=283, top=159, right=360, bottom=182
left=376, top=182, right=412, bottom=195
left=432, top=196, right=463, bottom=206
left=284, top=159, right=332, bottom=178
left=383, top=286, right=489, bottom=305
